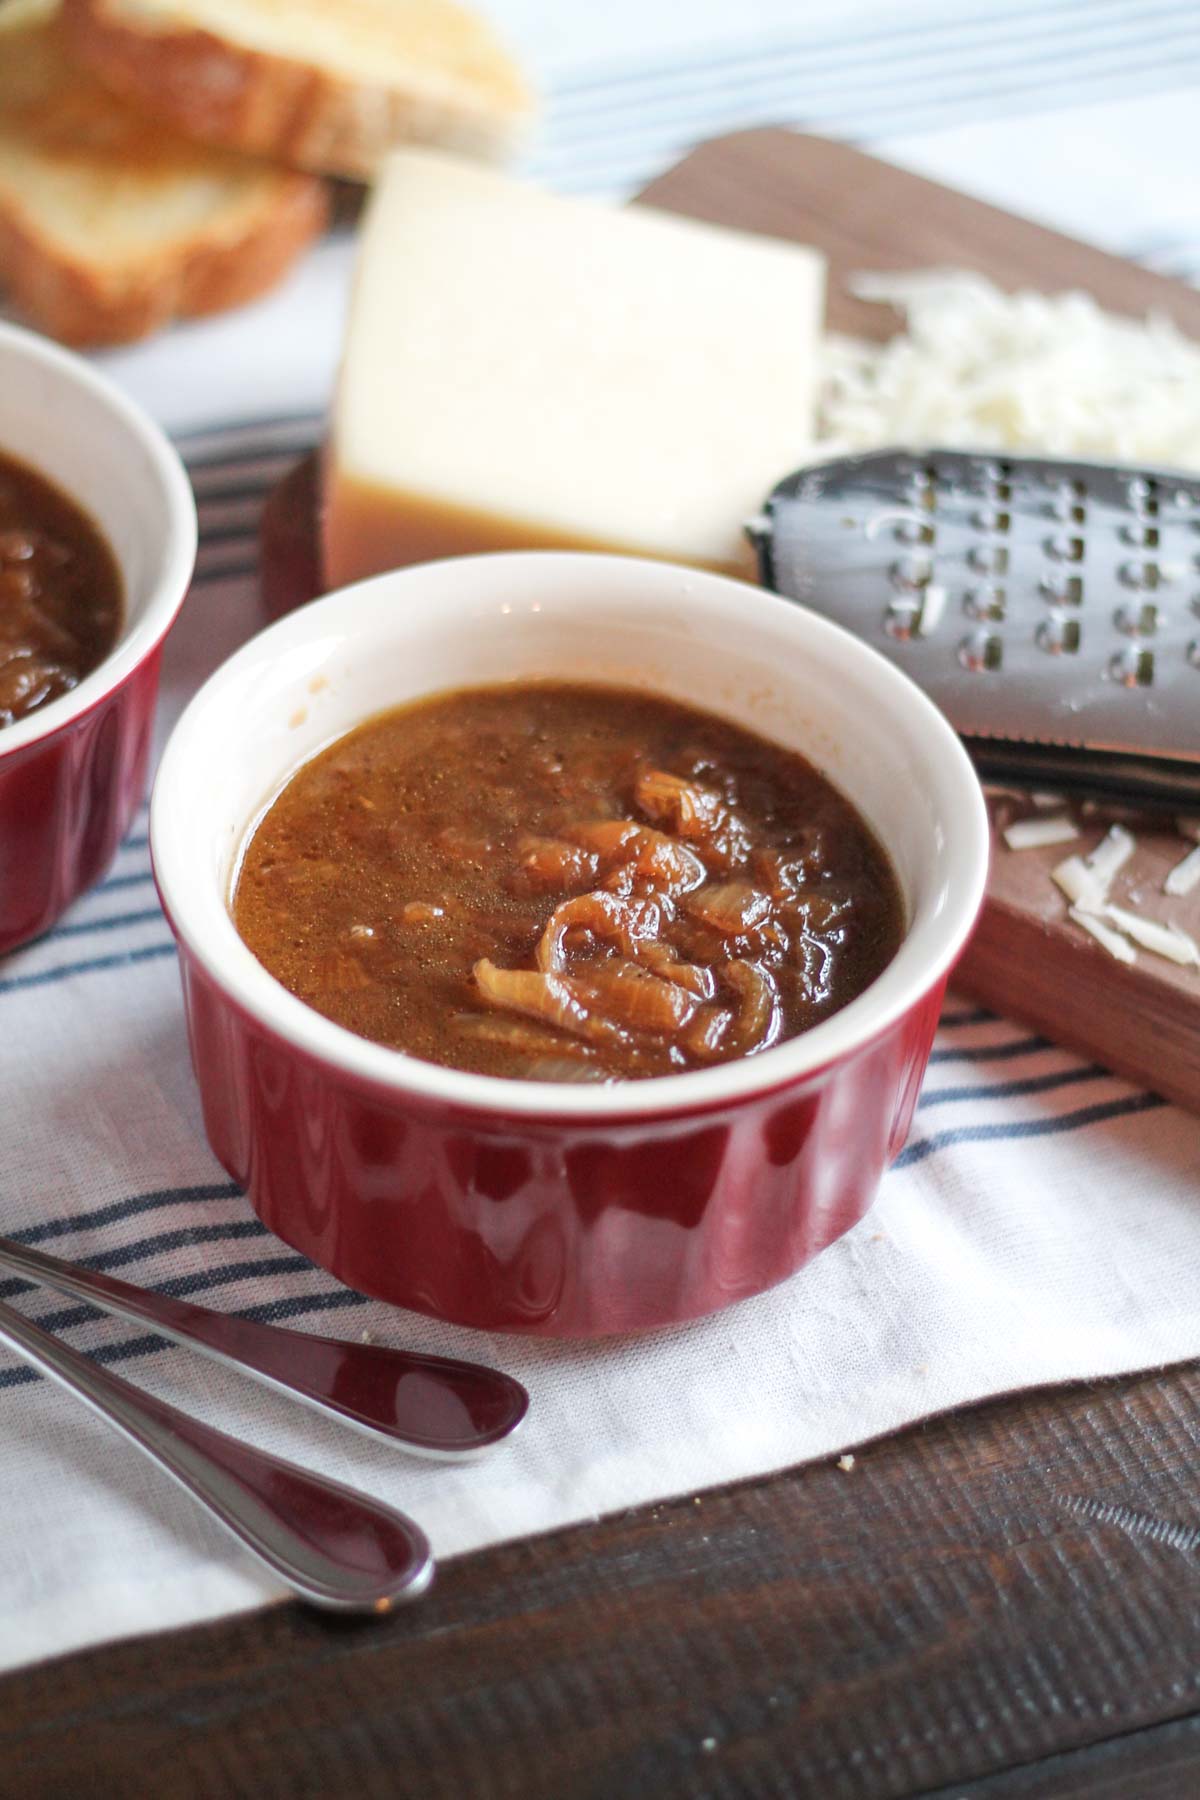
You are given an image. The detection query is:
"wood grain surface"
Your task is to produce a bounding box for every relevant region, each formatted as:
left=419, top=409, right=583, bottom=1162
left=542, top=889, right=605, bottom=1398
left=639, top=129, right=1200, bottom=342
left=7, top=131, right=1200, bottom=1798
left=5, top=1364, right=1200, bottom=1798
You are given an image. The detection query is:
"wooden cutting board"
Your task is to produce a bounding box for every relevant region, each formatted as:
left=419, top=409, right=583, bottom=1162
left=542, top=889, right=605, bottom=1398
left=261, top=129, right=1200, bottom=1113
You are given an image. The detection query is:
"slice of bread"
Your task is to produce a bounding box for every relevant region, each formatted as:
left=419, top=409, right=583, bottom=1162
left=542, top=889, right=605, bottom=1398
left=62, top=0, right=535, bottom=180
left=0, top=0, right=329, bottom=345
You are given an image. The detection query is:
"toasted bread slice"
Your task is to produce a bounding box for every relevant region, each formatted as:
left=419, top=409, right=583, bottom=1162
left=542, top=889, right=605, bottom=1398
left=62, top=0, right=535, bottom=180
left=0, top=0, right=328, bottom=345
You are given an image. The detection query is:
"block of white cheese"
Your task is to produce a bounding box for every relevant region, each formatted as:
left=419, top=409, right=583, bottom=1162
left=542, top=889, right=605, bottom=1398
left=324, top=149, right=825, bottom=587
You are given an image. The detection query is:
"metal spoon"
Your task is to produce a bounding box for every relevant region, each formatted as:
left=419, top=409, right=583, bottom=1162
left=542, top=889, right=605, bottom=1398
left=0, top=1298, right=433, bottom=1612
left=0, top=1234, right=527, bottom=1458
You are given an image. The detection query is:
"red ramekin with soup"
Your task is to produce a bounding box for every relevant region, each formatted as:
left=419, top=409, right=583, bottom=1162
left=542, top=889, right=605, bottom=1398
left=0, top=321, right=196, bottom=953
left=152, top=551, right=989, bottom=1337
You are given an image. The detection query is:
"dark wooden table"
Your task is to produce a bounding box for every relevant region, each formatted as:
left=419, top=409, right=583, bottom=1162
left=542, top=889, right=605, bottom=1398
left=5, top=1358, right=1200, bottom=1798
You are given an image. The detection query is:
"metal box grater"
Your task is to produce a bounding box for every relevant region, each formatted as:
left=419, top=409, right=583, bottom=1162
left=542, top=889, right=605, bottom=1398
left=748, top=449, right=1200, bottom=808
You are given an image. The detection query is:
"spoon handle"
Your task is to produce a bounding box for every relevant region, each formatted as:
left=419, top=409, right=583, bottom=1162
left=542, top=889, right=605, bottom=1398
left=0, top=1297, right=433, bottom=1613
left=0, top=1235, right=527, bottom=1457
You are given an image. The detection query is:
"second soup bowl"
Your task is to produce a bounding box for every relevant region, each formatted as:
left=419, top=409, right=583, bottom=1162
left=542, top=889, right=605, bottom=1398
left=151, top=551, right=989, bottom=1336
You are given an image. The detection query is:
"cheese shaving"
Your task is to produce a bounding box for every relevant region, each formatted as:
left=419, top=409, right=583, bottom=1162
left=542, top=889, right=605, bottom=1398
left=1053, top=854, right=1103, bottom=910
left=915, top=583, right=947, bottom=636
left=1070, top=907, right=1137, bottom=965
left=819, top=272, right=1200, bottom=467
left=1086, top=824, right=1137, bottom=889
left=1003, top=814, right=1078, bottom=851
left=1052, top=825, right=1135, bottom=912
left=1100, top=905, right=1200, bottom=966
left=1164, top=845, right=1200, bottom=897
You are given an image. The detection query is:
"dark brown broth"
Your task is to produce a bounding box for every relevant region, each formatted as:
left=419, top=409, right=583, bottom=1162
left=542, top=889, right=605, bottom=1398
left=0, top=449, right=123, bottom=729
left=233, top=682, right=905, bottom=1082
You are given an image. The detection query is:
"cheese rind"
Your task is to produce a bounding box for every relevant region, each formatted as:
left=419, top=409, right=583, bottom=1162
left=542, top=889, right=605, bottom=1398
left=325, top=149, right=825, bottom=587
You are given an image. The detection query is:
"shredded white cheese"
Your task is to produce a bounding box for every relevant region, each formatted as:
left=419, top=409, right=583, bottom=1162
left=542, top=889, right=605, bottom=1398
left=1100, top=905, right=1200, bottom=966
left=1165, top=845, right=1200, bottom=897
left=915, top=583, right=947, bottom=636
left=1003, top=814, right=1079, bottom=851
left=1070, top=906, right=1137, bottom=965
left=1086, top=824, right=1137, bottom=891
left=1052, top=825, right=1136, bottom=912
left=819, top=272, right=1200, bottom=468
left=1053, top=854, right=1104, bottom=910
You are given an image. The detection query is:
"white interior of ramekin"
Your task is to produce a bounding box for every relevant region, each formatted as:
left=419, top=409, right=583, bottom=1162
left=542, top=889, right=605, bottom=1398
left=152, top=552, right=990, bottom=1118
left=0, top=321, right=197, bottom=758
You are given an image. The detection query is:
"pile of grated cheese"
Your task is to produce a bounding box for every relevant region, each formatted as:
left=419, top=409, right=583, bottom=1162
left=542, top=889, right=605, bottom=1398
left=818, top=271, right=1200, bottom=469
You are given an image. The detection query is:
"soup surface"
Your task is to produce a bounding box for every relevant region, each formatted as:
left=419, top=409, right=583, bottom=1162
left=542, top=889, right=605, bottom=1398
left=234, top=682, right=905, bottom=1082
left=0, top=449, right=123, bottom=729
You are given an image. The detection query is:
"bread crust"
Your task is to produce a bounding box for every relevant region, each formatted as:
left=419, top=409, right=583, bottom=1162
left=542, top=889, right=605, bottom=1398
left=0, top=171, right=328, bottom=346
left=62, top=0, right=533, bottom=179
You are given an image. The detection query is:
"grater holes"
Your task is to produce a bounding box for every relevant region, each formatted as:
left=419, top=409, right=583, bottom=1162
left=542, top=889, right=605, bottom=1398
left=1041, top=572, right=1084, bottom=606
left=1036, top=615, right=1081, bottom=655
left=1189, top=642, right=1200, bottom=670
left=958, top=630, right=1003, bottom=673
left=1115, top=601, right=1159, bottom=637
left=1109, top=646, right=1155, bottom=687
left=890, top=554, right=933, bottom=590
left=968, top=459, right=1011, bottom=502
left=964, top=585, right=1005, bottom=621
left=1048, top=477, right=1086, bottom=522
left=884, top=599, right=919, bottom=641
left=1120, top=559, right=1161, bottom=591
left=1121, top=521, right=1160, bottom=548
left=1046, top=533, right=1085, bottom=563
left=969, top=543, right=1009, bottom=575
left=893, top=517, right=935, bottom=545
left=902, top=466, right=937, bottom=511
left=972, top=506, right=1011, bottom=532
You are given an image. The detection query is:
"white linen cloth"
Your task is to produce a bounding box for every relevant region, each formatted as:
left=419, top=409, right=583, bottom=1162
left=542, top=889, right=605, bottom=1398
left=2, top=0, right=1200, bottom=1678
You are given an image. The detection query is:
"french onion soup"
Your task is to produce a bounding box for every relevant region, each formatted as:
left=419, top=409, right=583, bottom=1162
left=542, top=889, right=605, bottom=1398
left=0, top=449, right=123, bottom=729
left=233, top=682, right=905, bottom=1082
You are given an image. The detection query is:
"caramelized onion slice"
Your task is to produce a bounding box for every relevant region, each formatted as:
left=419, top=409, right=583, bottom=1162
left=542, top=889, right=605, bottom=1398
left=795, top=933, right=836, bottom=1006
left=683, top=1004, right=734, bottom=1060
left=685, top=881, right=773, bottom=936
left=474, top=960, right=630, bottom=1046
left=535, top=891, right=669, bottom=974
left=753, top=848, right=816, bottom=901
left=723, top=960, right=782, bottom=1055
left=453, top=1013, right=594, bottom=1058
left=574, top=959, right=697, bottom=1033
left=570, top=820, right=706, bottom=895
left=634, top=769, right=751, bottom=865
left=637, top=943, right=716, bottom=1000
left=515, top=1057, right=613, bottom=1084
left=515, top=834, right=600, bottom=891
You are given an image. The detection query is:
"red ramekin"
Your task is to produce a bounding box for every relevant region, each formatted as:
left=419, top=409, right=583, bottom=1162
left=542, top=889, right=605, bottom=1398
left=152, top=552, right=989, bottom=1336
left=0, top=322, right=197, bottom=954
